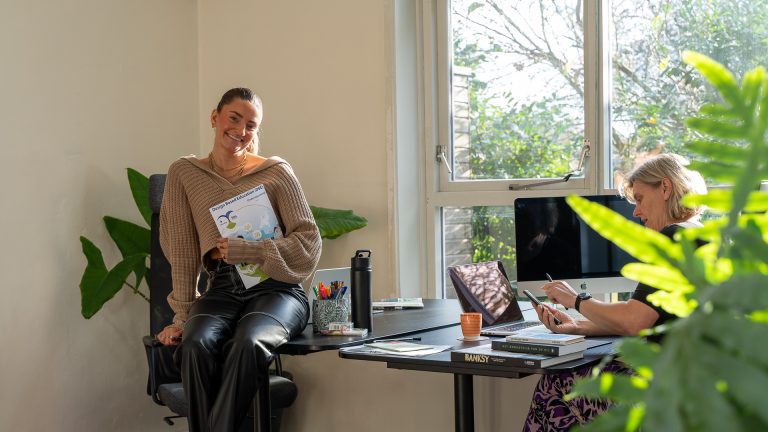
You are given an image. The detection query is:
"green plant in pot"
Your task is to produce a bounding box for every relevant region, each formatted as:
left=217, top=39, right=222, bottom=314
left=79, top=170, right=367, bottom=318
left=566, top=52, right=768, bottom=431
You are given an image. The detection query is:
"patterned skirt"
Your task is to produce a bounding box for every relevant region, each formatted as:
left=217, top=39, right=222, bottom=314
left=522, top=360, right=630, bottom=432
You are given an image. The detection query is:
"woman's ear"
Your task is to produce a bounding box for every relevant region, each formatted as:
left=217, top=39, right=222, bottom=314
left=661, top=178, right=673, bottom=200
left=210, top=109, right=218, bottom=128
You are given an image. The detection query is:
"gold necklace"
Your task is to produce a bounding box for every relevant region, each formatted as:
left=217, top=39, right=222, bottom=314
left=209, top=151, right=247, bottom=178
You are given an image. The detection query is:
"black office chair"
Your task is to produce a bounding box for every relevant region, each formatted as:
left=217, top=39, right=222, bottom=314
left=447, top=260, right=520, bottom=326
left=143, top=174, right=298, bottom=432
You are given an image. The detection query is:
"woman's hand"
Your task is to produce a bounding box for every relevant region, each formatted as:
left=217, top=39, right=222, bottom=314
left=534, top=304, right=577, bottom=333
left=216, top=237, right=229, bottom=261
left=541, top=280, right=579, bottom=309
left=157, top=325, right=182, bottom=346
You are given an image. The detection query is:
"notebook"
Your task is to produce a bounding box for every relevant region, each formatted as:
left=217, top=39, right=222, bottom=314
left=307, top=267, right=350, bottom=323
left=448, top=261, right=545, bottom=336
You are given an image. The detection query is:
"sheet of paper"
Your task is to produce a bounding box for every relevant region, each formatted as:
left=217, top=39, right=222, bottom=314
left=341, top=344, right=452, bottom=357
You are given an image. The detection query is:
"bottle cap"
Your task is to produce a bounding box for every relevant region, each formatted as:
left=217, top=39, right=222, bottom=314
left=351, top=249, right=371, bottom=270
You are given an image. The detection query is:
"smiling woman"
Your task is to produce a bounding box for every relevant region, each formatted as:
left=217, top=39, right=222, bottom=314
left=205, top=88, right=266, bottom=182
left=157, top=87, right=322, bottom=432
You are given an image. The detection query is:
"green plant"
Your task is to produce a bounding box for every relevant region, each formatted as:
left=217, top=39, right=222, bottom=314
left=565, top=52, right=768, bottom=431
left=79, top=169, right=368, bottom=319
left=79, top=169, right=151, bottom=318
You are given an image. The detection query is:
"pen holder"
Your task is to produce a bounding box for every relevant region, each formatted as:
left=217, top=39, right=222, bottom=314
left=312, top=297, right=352, bottom=333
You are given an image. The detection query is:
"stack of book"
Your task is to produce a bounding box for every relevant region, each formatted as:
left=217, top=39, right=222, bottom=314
left=451, top=331, right=588, bottom=368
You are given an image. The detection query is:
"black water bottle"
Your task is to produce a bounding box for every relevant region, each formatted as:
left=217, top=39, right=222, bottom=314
left=350, top=249, right=372, bottom=331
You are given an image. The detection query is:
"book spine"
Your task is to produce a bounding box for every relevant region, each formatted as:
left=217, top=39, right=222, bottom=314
left=491, top=341, right=559, bottom=356
left=450, top=351, right=542, bottom=368
left=505, top=337, right=572, bottom=345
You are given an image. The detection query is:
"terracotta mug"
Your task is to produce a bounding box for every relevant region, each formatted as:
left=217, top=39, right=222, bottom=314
left=460, top=312, right=482, bottom=340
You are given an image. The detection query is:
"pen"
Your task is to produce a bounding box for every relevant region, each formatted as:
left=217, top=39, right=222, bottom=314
left=373, top=337, right=422, bottom=343
left=545, top=272, right=568, bottom=310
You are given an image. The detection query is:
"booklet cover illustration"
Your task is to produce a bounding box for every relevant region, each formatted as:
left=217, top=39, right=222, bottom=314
left=209, top=184, right=282, bottom=288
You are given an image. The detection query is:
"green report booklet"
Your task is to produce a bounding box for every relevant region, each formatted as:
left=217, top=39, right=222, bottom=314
left=208, top=184, right=281, bottom=288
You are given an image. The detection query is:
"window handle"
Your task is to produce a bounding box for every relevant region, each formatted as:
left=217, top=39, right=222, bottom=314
left=574, top=139, right=591, bottom=173
left=436, top=145, right=453, bottom=174
left=509, top=140, right=591, bottom=190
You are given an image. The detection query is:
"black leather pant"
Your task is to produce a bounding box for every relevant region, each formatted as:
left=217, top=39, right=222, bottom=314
left=176, top=261, right=309, bottom=432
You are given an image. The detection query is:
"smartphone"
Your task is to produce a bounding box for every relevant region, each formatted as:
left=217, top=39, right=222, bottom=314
left=523, top=290, right=562, bottom=325
left=522, top=289, right=543, bottom=307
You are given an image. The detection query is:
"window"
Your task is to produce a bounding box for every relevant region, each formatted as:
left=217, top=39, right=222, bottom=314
left=608, top=0, right=768, bottom=187
left=421, top=0, right=768, bottom=298
left=441, top=0, right=592, bottom=192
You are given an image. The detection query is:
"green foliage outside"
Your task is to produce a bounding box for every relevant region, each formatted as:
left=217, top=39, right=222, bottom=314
left=453, top=0, right=768, bottom=273
left=566, top=52, right=768, bottom=431
left=79, top=170, right=367, bottom=319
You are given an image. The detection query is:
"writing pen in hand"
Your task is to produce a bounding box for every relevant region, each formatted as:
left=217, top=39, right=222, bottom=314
left=545, top=272, right=568, bottom=310
left=373, top=337, right=421, bottom=343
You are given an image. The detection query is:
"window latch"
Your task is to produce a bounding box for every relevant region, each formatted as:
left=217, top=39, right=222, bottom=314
left=436, top=145, right=453, bottom=174
left=509, top=140, right=591, bottom=190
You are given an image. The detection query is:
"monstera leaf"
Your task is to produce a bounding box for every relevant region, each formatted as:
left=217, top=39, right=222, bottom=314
left=569, top=52, right=768, bottom=432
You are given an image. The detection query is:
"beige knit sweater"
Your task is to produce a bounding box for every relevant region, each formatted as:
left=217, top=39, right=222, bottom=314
left=159, top=155, right=321, bottom=329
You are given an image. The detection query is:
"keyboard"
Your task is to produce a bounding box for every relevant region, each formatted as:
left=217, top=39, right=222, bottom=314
left=481, top=320, right=543, bottom=335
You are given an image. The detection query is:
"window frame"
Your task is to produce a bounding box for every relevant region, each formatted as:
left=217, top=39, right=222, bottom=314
left=433, top=0, right=611, bottom=194
left=420, top=0, right=617, bottom=298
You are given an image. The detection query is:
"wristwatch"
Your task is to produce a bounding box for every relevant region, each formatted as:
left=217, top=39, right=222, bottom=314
left=575, top=292, right=592, bottom=312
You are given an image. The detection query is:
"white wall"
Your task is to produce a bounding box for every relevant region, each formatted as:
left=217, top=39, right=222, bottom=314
left=0, top=0, right=198, bottom=430
left=198, top=0, right=396, bottom=299
left=1, top=0, right=536, bottom=430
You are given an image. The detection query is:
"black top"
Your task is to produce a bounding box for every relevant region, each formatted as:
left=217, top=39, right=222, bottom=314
left=630, top=222, right=702, bottom=329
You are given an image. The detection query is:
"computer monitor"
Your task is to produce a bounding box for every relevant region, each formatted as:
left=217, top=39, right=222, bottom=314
left=514, top=195, right=641, bottom=296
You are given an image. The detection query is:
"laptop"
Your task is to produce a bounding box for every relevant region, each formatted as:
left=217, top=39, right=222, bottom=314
left=306, top=267, right=350, bottom=323
left=447, top=261, right=545, bottom=337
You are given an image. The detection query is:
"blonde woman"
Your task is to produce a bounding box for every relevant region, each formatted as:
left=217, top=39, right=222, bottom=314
left=525, top=154, right=707, bottom=431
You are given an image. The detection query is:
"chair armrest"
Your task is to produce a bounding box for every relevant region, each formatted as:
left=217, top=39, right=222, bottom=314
left=143, top=335, right=182, bottom=406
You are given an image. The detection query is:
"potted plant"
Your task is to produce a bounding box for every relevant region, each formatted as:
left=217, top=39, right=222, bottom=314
left=566, top=52, right=768, bottom=431
left=79, top=169, right=367, bottom=318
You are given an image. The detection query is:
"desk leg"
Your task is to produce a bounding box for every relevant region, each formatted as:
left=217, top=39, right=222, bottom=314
left=454, top=373, right=474, bottom=432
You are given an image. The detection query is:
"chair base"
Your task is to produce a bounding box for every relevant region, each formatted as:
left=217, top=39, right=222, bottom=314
left=162, top=415, right=184, bottom=426
left=154, top=376, right=296, bottom=431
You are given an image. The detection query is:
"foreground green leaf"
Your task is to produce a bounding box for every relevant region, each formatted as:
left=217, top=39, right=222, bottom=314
left=567, top=53, right=768, bottom=431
